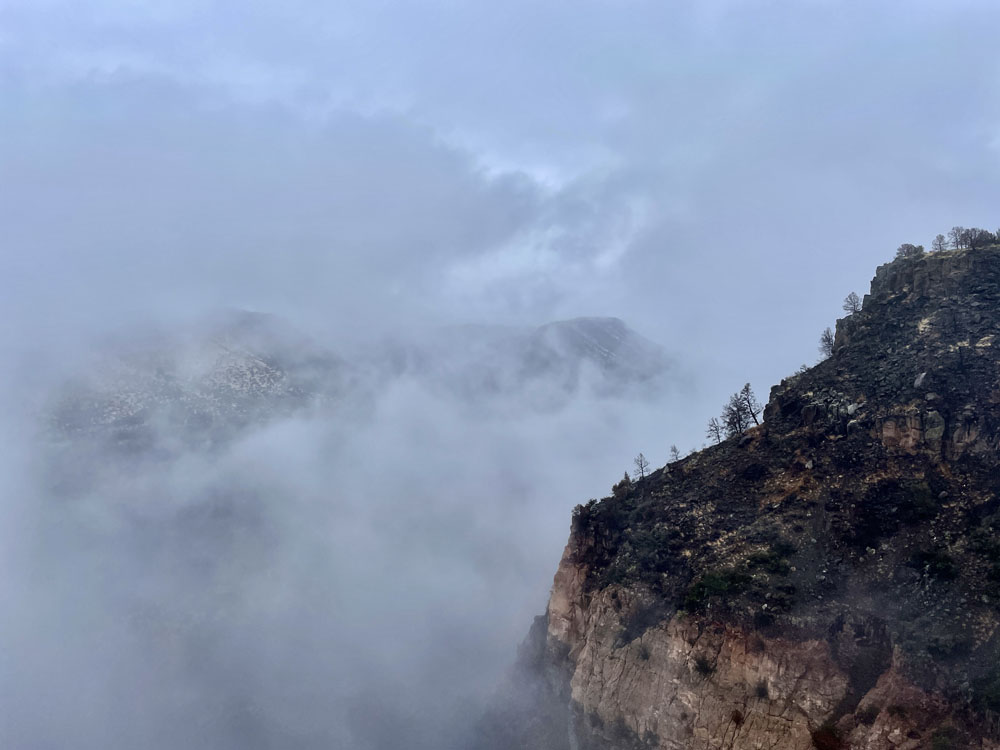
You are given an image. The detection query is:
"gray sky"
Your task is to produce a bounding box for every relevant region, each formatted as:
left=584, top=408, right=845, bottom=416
left=3, top=2, right=1000, bottom=748
left=4, top=0, right=1000, bottom=404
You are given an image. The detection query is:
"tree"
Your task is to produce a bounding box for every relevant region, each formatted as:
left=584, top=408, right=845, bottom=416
left=669, top=445, right=681, bottom=461
left=949, top=226, right=966, bottom=249
left=736, top=383, right=762, bottom=426
left=722, top=394, right=751, bottom=437
left=819, top=327, right=835, bottom=357
left=706, top=417, right=724, bottom=444
left=932, top=234, right=948, bottom=253
left=633, top=453, right=649, bottom=481
left=895, top=243, right=924, bottom=260
left=963, top=227, right=995, bottom=251
left=612, top=472, right=632, bottom=499
left=842, top=292, right=862, bottom=314
left=721, top=383, right=762, bottom=438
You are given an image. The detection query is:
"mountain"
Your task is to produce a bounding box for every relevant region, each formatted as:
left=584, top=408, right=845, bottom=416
left=479, top=247, right=1000, bottom=749
left=380, top=317, right=670, bottom=403
left=48, top=315, right=669, bottom=448
left=47, top=310, right=356, bottom=454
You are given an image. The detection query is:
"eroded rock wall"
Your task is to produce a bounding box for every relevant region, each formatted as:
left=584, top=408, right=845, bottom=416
left=480, top=248, right=1000, bottom=750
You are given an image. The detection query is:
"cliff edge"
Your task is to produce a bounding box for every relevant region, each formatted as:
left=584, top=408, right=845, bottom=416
left=480, top=247, right=1000, bottom=750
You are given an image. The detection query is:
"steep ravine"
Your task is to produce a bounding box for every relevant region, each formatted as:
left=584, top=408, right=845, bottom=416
left=479, top=247, right=1000, bottom=750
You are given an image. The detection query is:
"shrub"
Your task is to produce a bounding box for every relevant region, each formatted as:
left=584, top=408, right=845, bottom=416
left=811, top=722, right=844, bottom=750
left=616, top=601, right=669, bottom=646
left=694, top=654, right=715, bottom=677
left=748, top=549, right=791, bottom=575
left=896, top=243, right=925, bottom=260
left=930, top=726, right=964, bottom=750
left=753, top=610, right=776, bottom=628
left=973, top=669, right=1000, bottom=713
left=909, top=548, right=958, bottom=580
left=856, top=704, right=880, bottom=725
left=683, top=568, right=752, bottom=611
left=754, top=679, right=769, bottom=699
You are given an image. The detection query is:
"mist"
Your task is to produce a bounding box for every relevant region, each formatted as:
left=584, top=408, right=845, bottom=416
left=0, top=315, right=691, bottom=749
left=4, top=1, right=1000, bottom=748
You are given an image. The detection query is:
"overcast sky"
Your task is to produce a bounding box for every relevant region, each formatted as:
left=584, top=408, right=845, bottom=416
left=3, top=3, right=1000, bottom=748
left=4, top=0, right=1000, bottom=406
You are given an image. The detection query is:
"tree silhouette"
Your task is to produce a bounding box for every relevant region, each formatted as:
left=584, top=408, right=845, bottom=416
left=736, top=383, right=762, bottom=426
left=706, top=417, right=724, bottom=444
left=721, top=384, right=762, bottom=438
left=895, top=243, right=924, bottom=259
left=963, top=228, right=995, bottom=251
left=842, top=292, right=861, bottom=314
left=633, top=453, right=650, bottom=480
left=819, top=327, right=835, bottom=357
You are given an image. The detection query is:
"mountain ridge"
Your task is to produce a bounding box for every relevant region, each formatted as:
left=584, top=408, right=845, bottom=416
left=479, top=246, right=1000, bottom=750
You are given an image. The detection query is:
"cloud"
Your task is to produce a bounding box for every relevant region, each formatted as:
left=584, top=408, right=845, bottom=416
left=4, top=2, right=1000, bottom=748
left=1, top=353, right=691, bottom=749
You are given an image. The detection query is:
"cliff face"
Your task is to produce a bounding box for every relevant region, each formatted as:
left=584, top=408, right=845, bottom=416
left=481, top=248, right=1000, bottom=750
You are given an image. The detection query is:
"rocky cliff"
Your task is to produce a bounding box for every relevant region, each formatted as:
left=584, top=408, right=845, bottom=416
left=480, top=247, right=1000, bottom=750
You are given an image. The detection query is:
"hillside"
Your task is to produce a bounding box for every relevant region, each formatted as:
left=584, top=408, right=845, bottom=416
left=47, top=315, right=669, bottom=453
left=480, top=247, right=1000, bottom=750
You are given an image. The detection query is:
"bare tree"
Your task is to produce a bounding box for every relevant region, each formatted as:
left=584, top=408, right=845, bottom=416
left=706, top=417, right=724, bottom=444
left=932, top=234, right=947, bottom=253
left=949, top=226, right=966, bottom=249
left=895, top=243, right=924, bottom=260
left=736, top=383, right=763, bottom=426
left=720, top=383, right=761, bottom=438
left=842, top=292, right=862, bottom=314
left=722, top=394, right=751, bottom=437
left=963, top=227, right=995, bottom=251
left=669, top=445, right=681, bottom=461
left=633, top=453, right=649, bottom=481
left=819, top=327, right=835, bottom=357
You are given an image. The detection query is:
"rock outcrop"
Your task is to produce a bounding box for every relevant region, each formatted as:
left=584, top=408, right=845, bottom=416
left=480, top=247, right=1000, bottom=750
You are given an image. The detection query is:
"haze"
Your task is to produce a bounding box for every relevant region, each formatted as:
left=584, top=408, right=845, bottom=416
left=2, top=2, right=1000, bottom=748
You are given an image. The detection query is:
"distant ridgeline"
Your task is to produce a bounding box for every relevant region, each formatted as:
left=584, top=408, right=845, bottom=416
left=42, top=313, right=670, bottom=492
left=479, top=245, right=1000, bottom=750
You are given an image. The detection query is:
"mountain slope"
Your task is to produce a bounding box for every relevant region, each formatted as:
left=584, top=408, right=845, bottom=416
left=48, top=310, right=355, bottom=453
left=49, top=315, right=668, bottom=448
left=480, top=247, right=1000, bottom=750
left=376, top=316, right=670, bottom=403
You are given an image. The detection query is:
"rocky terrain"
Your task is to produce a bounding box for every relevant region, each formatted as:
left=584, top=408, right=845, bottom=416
left=481, top=247, right=1000, bottom=750
left=47, top=313, right=668, bottom=456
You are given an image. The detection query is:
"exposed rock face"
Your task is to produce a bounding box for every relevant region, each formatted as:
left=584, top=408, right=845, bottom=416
left=480, top=248, right=1000, bottom=750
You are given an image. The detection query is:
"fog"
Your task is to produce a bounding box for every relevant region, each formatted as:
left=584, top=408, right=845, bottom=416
left=3, top=1, right=1000, bottom=748
left=1, top=316, right=689, bottom=749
